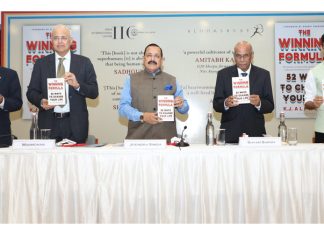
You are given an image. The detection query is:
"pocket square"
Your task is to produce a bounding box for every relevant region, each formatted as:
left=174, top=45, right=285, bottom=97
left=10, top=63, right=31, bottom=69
left=164, top=84, right=173, bottom=90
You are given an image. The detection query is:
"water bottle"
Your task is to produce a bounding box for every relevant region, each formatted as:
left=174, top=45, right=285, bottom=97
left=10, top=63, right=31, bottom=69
left=206, top=112, right=214, bottom=146
left=30, top=111, right=39, bottom=139
left=278, top=111, right=287, bottom=142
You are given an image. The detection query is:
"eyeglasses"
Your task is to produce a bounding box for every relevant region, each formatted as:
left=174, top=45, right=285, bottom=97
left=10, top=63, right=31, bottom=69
left=52, top=36, right=69, bottom=42
left=234, top=53, right=251, bottom=60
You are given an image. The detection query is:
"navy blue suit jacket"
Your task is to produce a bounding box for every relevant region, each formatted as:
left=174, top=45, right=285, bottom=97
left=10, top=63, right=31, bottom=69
left=0, top=67, right=22, bottom=146
left=213, top=64, right=274, bottom=143
left=26, top=53, right=98, bottom=143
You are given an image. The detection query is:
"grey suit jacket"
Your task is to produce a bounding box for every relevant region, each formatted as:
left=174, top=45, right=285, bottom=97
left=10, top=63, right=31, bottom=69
left=213, top=64, right=274, bottom=143
left=26, top=53, right=98, bottom=143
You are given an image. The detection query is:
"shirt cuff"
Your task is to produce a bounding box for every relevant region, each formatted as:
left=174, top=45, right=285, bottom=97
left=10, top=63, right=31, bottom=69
left=224, top=99, right=229, bottom=111
left=0, top=95, right=4, bottom=109
left=255, top=100, right=261, bottom=110
left=137, top=112, right=143, bottom=122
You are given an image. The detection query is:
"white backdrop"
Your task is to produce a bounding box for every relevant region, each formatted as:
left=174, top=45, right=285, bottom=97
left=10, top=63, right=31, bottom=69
left=2, top=12, right=324, bottom=144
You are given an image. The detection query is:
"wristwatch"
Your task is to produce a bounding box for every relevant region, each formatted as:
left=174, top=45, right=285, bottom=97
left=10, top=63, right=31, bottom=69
left=140, top=114, right=144, bottom=123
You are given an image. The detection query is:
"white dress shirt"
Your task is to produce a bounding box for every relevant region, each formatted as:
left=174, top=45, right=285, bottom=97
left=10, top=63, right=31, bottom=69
left=304, top=70, right=317, bottom=102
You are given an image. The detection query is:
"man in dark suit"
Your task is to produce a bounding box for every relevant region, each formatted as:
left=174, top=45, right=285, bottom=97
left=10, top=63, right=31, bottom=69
left=27, top=24, right=98, bottom=143
left=213, top=41, right=274, bottom=143
left=0, top=67, right=22, bottom=147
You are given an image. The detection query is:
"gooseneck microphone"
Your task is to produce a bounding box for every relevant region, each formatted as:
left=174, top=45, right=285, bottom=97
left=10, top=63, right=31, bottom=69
left=176, top=126, right=189, bottom=147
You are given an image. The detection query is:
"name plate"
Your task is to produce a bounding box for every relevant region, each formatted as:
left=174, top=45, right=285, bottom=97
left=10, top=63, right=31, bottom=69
left=239, top=137, right=281, bottom=146
left=12, top=139, right=56, bottom=149
left=124, top=139, right=166, bottom=148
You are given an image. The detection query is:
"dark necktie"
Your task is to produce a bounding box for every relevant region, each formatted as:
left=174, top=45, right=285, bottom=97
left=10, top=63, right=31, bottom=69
left=57, top=58, right=65, bottom=78
left=241, top=72, right=248, bottom=77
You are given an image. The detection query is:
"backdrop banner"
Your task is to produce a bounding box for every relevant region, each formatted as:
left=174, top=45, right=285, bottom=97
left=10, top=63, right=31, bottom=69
left=275, top=22, right=324, bottom=118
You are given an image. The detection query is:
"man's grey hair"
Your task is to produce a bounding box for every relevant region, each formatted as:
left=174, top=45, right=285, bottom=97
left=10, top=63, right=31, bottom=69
left=51, top=24, right=72, bottom=38
left=234, top=41, right=254, bottom=55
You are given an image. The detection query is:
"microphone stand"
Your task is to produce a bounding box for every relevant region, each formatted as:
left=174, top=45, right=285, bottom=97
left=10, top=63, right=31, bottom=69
left=176, top=126, right=189, bottom=147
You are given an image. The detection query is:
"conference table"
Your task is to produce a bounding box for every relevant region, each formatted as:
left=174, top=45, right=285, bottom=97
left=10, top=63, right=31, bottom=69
left=0, top=143, right=323, bottom=223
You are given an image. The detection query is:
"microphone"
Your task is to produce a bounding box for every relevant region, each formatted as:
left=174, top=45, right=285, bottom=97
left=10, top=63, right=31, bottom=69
left=176, top=126, right=189, bottom=147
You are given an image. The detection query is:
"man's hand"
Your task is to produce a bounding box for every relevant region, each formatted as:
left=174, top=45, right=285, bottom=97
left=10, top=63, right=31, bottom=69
left=225, top=95, right=239, bottom=108
left=41, top=99, right=55, bottom=110
left=250, top=94, right=261, bottom=107
left=174, top=96, right=184, bottom=108
left=142, top=112, right=162, bottom=125
left=64, top=72, right=80, bottom=89
left=305, top=96, right=323, bottom=110
left=313, top=96, right=323, bottom=109
left=0, top=95, right=4, bottom=104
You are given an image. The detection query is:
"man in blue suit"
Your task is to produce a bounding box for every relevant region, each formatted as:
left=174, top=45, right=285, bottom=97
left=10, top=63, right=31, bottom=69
left=27, top=24, right=98, bottom=143
left=213, top=41, right=274, bottom=143
left=0, top=67, right=22, bottom=147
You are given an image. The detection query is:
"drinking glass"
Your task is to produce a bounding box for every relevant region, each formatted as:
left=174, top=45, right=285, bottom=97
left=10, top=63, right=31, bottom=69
left=287, top=127, right=297, bottom=145
left=216, top=129, right=226, bottom=145
left=40, top=129, right=51, bottom=139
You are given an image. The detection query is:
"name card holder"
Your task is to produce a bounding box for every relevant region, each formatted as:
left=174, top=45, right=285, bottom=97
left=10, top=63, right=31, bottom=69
left=124, top=139, right=166, bottom=148
left=239, top=137, right=281, bottom=146
left=12, top=139, right=56, bottom=149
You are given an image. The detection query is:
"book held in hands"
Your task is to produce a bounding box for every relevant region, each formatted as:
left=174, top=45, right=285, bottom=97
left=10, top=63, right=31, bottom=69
left=232, top=76, right=250, bottom=104
left=157, top=95, right=174, bottom=122
left=47, top=78, right=66, bottom=106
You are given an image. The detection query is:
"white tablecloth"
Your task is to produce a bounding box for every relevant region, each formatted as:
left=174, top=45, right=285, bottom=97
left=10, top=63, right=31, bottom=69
left=0, top=144, right=323, bottom=223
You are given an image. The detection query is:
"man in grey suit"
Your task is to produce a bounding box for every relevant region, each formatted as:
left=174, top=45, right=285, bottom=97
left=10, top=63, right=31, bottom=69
left=213, top=41, right=274, bottom=143
left=27, top=24, right=98, bottom=143
left=0, top=67, right=22, bottom=147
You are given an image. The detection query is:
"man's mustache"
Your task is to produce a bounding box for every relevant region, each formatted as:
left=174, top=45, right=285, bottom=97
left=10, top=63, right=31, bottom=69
left=148, top=60, right=157, bottom=65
